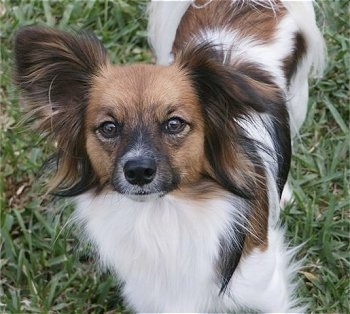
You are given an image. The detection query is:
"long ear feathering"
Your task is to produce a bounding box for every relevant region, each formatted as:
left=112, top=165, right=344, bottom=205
left=14, top=27, right=108, bottom=196
left=176, top=42, right=291, bottom=293
left=176, top=42, right=291, bottom=198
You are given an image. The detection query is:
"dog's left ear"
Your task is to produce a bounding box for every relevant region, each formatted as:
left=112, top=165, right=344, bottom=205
left=176, top=42, right=290, bottom=198
left=14, top=27, right=108, bottom=195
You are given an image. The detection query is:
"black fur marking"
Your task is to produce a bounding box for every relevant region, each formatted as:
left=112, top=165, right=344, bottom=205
left=218, top=214, right=248, bottom=295
left=111, top=125, right=181, bottom=196
left=54, top=157, right=98, bottom=197
left=283, top=32, right=307, bottom=86
left=265, top=117, right=292, bottom=195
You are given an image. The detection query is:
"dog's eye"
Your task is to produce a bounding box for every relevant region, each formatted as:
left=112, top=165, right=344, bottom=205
left=163, top=117, right=187, bottom=134
left=98, top=121, right=119, bottom=138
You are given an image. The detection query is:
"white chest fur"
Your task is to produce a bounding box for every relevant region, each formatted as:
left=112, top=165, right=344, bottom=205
left=74, top=193, right=298, bottom=312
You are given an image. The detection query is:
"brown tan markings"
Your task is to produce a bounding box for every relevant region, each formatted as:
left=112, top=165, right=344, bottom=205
left=86, top=63, right=206, bottom=188
left=244, top=168, right=269, bottom=252
left=173, top=0, right=286, bottom=54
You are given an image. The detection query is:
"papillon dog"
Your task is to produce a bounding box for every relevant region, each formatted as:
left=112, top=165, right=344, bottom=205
left=14, top=0, right=325, bottom=312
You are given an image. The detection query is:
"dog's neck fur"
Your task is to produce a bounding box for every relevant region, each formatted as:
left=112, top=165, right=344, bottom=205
left=74, top=190, right=298, bottom=312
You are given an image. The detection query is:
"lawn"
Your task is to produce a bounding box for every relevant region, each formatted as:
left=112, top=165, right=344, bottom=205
left=1, top=1, right=349, bottom=313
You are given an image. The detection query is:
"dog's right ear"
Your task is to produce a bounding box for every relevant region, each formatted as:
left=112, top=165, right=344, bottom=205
left=14, top=26, right=108, bottom=135
left=14, top=27, right=108, bottom=195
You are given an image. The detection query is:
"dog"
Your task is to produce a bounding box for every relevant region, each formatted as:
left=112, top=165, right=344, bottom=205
left=14, top=0, right=325, bottom=312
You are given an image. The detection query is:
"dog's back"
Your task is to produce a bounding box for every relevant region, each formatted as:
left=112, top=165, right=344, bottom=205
left=149, top=0, right=325, bottom=135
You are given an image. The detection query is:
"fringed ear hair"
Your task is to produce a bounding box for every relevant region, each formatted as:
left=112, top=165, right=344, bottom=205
left=14, top=27, right=108, bottom=196
left=176, top=42, right=290, bottom=197
left=176, top=42, right=291, bottom=293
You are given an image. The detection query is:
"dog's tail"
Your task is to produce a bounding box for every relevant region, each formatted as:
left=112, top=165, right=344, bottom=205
left=148, top=0, right=192, bottom=65
left=283, top=1, right=326, bottom=78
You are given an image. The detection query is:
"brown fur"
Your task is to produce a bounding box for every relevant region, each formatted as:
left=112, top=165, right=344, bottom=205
left=173, top=0, right=286, bottom=54
left=14, top=27, right=108, bottom=195
left=86, top=63, right=206, bottom=188
left=244, top=168, right=269, bottom=252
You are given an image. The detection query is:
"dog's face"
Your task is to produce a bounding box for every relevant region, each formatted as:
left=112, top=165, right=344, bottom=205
left=86, top=64, right=205, bottom=199
left=14, top=27, right=290, bottom=205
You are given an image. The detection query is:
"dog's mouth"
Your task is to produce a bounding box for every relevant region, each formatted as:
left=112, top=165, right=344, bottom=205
left=111, top=183, right=168, bottom=202
left=126, top=191, right=166, bottom=202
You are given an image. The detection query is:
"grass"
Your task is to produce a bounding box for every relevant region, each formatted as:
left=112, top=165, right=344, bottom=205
left=1, top=0, right=349, bottom=313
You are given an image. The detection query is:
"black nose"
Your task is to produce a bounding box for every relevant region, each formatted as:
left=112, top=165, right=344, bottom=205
left=123, top=158, right=157, bottom=186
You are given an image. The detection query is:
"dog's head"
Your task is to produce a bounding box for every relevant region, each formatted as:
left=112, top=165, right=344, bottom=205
left=86, top=63, right=206, bottom=200
left=14, top=27, right=290, bottom=203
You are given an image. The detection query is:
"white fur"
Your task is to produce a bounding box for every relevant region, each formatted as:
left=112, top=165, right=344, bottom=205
left=74, top=192, right=300, bottom=312
left=74, top=112, right=300, bottom=312
left=148, top=0, right=192, bottom=65
left=236, top=113, right=282, bottom=224
left=283, top=1, right=325, bottom=136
